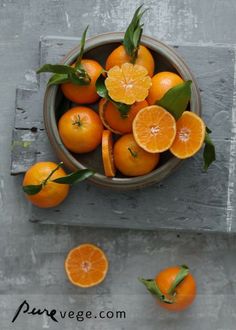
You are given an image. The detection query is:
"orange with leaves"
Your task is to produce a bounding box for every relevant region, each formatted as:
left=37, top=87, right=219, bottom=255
left=140, top=265, right=197, bottom=312
left=105, top=6, right=155, bottom=77
left=37, top=27, right=102, bottom=104
left=23, top=162, right=69, bottom=208
left=22, top=162, right=94, bottom=208
left=61, top=59, right=102, bottom=104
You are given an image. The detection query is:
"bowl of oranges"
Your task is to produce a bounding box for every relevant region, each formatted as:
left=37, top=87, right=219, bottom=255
left=40, top=6, right=214, bottom=191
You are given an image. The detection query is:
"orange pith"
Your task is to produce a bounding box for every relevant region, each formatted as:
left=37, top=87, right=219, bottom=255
left=105, top=44, right=155, bottom=77
left=61, top=59, right=103, bottom=104
left=65, top=244, right=109, bottom=288
left=147, top=71, right=184, bottom=105
left=102, top=130, right=116, bottom=177
left=99, top=98, right=148, bottom=134
left=23, top=162, right=69, bottom=208
left=133, top=105, right=176, bottom=153
left=105, top=63, right=152, bottom=105
left=170, top=111, right=205, bottom=159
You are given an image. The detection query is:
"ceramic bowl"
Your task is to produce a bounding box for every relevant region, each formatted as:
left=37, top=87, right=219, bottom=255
left=43, top=32, right=201, bottom=190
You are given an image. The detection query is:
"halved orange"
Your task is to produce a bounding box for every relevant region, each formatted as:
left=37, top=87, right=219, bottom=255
left=105, top=63, right=152, bottom=105
left=170, top=111, right=205, bottom=159
left=99, top=98, right=148, bottom=135
left=102, top=130, right=116, bottom=177
left=65, top=243, right=109, bottom=288
left=133, top=105, right=176, bottom=153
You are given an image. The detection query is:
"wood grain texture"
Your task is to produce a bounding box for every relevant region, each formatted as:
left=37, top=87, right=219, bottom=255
left=10, top=36, right=234, bottom=232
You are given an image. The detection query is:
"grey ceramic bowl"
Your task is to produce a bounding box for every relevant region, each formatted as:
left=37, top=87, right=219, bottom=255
left=43, top=32, right=201, bottom=190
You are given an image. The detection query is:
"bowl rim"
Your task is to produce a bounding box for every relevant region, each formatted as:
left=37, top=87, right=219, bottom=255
left=43, top=32, right=201, bottom=190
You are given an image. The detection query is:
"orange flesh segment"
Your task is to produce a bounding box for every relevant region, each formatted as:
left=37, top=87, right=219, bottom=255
left=102, top=130, right=116, bottom=177
left=133, top=105, right=176, bottom=153
left=105, top=63, right=152, bottom=105
left=65, top=244, right=109, bottom=288
left=170, top=111, right=205, bottom=159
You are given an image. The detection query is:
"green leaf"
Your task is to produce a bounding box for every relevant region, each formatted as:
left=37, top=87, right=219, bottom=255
left=75, top=26, right=89, bottom=68
left=115, top=102, right=131, bottom=118
left=139, top=278, right=173, bottom=304
left=157, top=80, right=192, bottom=119
left=37, top=64, right=75, bottom=75
left=203, top=131, right=216, bottom=170
left=95, top=73, right=109, bottom=99
left=68, top=70, right=91, bottom=85
left=206, top=126, right=212, bottom=134
left=37, top=52, right=91, bottom=86
left=23, top=184, right=43, bottom=195
left=132, top=25, right=142, bottom=51
left=168, top=265, right=189, bottom=296
left=47, top=73, right=70, bottom=86
left=123, top=5, right=147, bottom=63
left=53, top=169, right=94, bottom=185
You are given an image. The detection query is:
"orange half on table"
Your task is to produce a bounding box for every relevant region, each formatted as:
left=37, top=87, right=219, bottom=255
left=65, top=243, right=109, bottom=288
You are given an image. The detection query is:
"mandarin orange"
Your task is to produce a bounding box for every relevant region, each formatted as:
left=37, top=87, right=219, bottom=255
left=147, top=71, right=184, bottom=105
left=114, top=134, right=159, bottom=177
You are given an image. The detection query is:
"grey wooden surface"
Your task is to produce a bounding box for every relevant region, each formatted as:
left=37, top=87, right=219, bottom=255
left=1, top=1, right=236, bottom=329
left=12, top=37, right=234, bottom=232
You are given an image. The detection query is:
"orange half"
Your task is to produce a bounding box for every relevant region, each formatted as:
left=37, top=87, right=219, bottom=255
left=133, top=105, right=176, bottom=153
left=170, top=111, right=205, bottom=159
left=102, top=130, right=116, bottom=177
left=65, top=244, right=109, bottom=288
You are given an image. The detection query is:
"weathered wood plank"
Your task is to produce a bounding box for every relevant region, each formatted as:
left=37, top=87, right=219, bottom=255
left=11, top=36, right=236, bottom=232
left=30, top=139, right=229, bottom=232
left=11, top=129, right=38, bottom=174
left=15, top=88, right=43, bottom=130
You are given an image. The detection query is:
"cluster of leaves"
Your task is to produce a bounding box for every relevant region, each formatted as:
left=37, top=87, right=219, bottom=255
left=37, top=26, right=91, bottom=87
left=123, top=5, right=147, bottom=63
